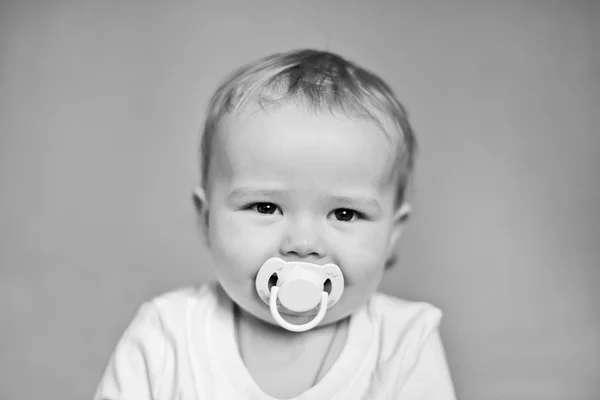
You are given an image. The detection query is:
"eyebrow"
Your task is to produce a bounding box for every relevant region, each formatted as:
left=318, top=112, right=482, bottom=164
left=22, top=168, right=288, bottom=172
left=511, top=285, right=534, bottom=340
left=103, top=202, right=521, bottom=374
left=227, top=187, right=381, bottom=212
left=226, top=187, right=284, bottom=202
left=324, top=195, right=382, bottom=212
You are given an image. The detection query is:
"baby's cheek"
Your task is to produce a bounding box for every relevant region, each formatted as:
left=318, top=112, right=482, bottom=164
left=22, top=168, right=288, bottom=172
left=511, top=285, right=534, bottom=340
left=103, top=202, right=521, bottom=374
left=342, top=256, right=384, bottom=286
left=210, top=214, right=277, bottom=275
left=336, top=228, right=388, bottom=283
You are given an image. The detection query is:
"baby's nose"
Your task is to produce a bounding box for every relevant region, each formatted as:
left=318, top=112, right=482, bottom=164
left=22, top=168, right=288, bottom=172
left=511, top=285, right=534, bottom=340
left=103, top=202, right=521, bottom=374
left=280, top=222, right=324, bottom=258
left=282, top=238, right=322, bottom=258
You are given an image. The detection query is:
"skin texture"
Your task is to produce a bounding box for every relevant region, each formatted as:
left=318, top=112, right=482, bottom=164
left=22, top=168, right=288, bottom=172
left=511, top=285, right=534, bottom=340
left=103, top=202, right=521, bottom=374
left=194, top=102, right=411, bottom=329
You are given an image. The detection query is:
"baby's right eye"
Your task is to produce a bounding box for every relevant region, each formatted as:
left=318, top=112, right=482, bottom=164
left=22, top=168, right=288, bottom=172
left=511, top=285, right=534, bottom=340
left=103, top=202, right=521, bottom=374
left=249, top=202, right=279, bottom=215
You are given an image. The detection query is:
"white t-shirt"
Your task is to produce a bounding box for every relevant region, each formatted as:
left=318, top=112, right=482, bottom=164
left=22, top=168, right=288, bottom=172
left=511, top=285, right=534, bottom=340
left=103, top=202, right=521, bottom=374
left=94, top=283, right=456, bottom=400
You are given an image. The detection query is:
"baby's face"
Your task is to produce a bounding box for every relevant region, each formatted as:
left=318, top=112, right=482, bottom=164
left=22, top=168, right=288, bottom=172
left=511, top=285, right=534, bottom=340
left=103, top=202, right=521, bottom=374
left=200, top=103, right=409, bottom=327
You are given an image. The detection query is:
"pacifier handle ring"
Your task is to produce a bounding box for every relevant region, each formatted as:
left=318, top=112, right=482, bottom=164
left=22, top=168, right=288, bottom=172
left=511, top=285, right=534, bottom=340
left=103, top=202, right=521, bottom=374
left=269, top=286, right=329, bottom=333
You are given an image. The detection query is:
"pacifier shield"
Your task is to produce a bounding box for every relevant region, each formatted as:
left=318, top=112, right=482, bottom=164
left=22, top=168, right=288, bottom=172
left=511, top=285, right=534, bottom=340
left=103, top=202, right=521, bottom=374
left=255, top=257, right=345, bottom=332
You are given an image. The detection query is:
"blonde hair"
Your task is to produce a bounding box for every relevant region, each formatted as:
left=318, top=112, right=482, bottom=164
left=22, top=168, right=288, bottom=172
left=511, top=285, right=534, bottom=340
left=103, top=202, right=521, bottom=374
left=200, top=49, right=417, bottom=205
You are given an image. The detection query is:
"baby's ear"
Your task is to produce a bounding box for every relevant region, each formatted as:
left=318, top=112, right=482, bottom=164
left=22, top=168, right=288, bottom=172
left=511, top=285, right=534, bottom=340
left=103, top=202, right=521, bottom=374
left=385, top=203, right=412, bottom=268
left=193, top=187, right=210, bottom=247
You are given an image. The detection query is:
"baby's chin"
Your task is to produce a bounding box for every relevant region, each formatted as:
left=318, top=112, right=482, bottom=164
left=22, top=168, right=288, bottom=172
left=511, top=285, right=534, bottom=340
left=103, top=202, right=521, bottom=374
left=246, top=298, right=350, bottom=329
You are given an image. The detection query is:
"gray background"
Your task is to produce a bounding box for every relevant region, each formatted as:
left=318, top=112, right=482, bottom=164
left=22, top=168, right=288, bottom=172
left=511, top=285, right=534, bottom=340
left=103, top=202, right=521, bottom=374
left=1, top=1, right=598, bottom=399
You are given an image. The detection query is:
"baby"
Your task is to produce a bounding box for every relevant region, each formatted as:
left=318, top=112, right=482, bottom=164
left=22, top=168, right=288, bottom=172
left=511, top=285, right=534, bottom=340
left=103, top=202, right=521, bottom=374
left=94, top=49, right=456, bottom=399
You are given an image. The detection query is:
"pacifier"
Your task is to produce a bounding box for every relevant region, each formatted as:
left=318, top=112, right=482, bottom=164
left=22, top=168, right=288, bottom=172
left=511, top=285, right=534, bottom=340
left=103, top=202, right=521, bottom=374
left=255, top=257, right=344, bottom=332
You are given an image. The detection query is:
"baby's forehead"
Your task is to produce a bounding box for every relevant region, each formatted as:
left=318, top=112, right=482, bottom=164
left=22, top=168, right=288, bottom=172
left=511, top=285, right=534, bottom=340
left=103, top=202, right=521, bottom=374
left=209, top=104, right=403, bottom=187
left=214, top=105, right=392, bottom=159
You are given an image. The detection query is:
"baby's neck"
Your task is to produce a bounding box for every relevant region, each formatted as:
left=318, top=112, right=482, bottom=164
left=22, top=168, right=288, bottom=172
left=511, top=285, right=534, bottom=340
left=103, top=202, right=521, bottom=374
left=233, top=305, right=346, bottom=364
left=233, top=305, right=349, bottom=397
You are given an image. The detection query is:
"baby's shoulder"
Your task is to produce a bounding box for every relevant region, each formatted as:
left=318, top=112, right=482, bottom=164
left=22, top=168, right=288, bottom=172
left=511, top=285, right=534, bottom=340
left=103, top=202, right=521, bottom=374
left=369, top=292, right=442, bottom=319
left=367, top=292, right=443, bottom=344
left=150, top=285, right=211, bottom=310
left=132, top=284, right=217, bottom=335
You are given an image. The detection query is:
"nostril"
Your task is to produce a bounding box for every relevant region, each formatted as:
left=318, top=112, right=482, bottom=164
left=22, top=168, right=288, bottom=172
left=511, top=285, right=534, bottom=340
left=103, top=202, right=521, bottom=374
left=268, top=273, right=278, bottom=290
left=323, top=279, right=332, bottom=294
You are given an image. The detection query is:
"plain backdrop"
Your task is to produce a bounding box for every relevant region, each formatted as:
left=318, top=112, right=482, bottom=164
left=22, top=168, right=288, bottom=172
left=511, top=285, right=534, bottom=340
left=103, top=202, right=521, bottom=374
left=1, top=1, right=598, bottom=399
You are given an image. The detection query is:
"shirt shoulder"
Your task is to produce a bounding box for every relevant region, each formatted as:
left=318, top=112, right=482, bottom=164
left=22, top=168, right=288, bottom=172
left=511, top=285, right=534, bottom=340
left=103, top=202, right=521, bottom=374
left=94, top=284, right=221, bottom=400
left=365, top=293, right=443, bottom=378
left=368, top=292, right=442, bottom=328
left=142, top=284, right=218, bottom=339
left=368, top=292, right=443, bottom=348
left=149, top=284, right=211, bottom=316
left=360, top=293, right=455, bottom=399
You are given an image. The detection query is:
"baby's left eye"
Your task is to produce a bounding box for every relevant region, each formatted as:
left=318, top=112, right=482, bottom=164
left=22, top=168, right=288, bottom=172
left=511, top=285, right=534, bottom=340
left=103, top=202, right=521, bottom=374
left=332, top=208, right=363, bottom=222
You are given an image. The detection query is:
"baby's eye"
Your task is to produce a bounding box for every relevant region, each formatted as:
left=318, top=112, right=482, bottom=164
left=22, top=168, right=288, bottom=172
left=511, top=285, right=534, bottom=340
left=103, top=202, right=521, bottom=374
left=332, top=208, right=363, bottom=222
left=250, top=202, right=280, bottom=215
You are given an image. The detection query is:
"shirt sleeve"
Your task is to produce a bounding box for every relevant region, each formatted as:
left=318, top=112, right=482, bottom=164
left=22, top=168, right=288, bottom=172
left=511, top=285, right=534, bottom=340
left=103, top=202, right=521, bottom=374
left=94, top=302, right=169, bottom=400
left=397, top=328, right=456, bottom=399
